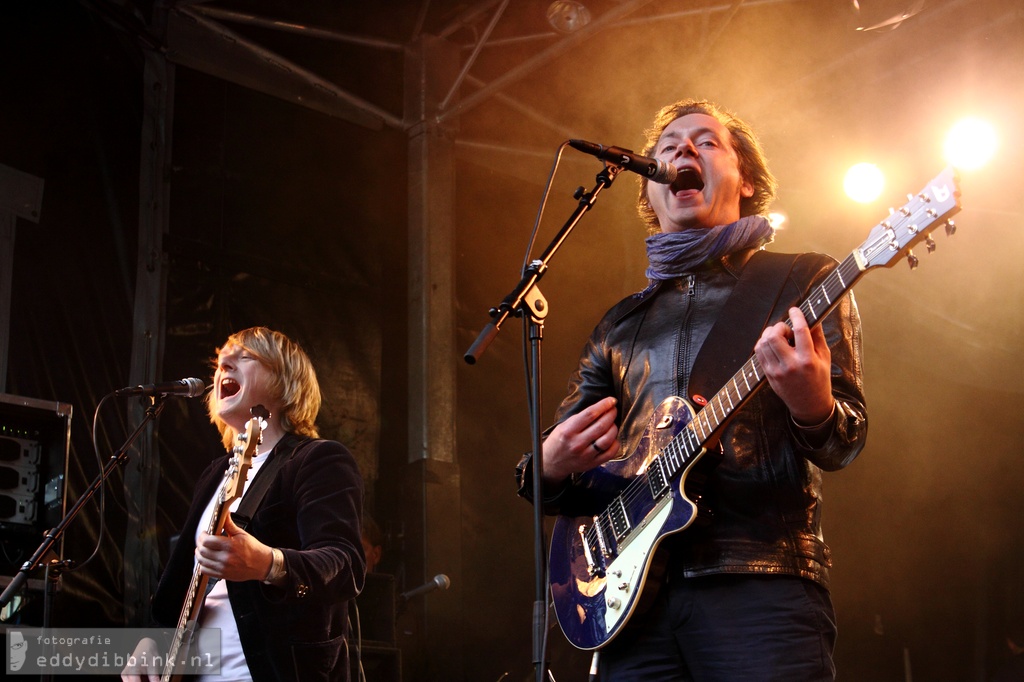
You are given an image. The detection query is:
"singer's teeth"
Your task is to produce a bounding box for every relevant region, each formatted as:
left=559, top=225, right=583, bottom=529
left=673, top=169, right=704, bottom=192
left=220, top=378, right=240, bottom=397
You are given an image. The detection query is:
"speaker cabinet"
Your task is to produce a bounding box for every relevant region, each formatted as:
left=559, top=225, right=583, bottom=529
left=0, top=393, right=71, bottom=577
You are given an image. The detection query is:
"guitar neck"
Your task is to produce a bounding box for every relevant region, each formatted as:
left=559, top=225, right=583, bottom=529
left=660, top=167, right=962, bottom=481
left=161, top=492, right=226, bottom=682
left=161, top=410, right=263, bottom=681
left=660, top=253, right=864, bottom=480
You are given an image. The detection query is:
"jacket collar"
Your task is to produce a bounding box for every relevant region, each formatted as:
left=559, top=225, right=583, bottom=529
left=614, top=246, right=764, bottom=326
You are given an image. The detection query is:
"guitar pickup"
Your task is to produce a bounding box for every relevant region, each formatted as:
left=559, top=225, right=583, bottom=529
left=646, top=456, right=669, bottom=498
left=609, top=496, right=632, bottom=541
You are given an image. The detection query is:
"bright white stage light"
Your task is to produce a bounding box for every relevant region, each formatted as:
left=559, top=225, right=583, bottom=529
left=843, top=162, right=885, bottom=204
left=944, top=117, right=997, bottom=171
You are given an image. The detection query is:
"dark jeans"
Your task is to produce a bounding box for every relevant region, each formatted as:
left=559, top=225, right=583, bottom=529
left=598, top=574, right=837, bottom=682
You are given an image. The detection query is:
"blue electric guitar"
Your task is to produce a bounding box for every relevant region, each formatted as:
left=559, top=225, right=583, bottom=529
left=549, top=168, right=962, bottom=650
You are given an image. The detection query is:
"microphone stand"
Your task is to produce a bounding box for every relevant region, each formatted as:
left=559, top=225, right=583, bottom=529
left=465, top=163, right=622, bottom=682
left=0, top=394, right=170, bottom=615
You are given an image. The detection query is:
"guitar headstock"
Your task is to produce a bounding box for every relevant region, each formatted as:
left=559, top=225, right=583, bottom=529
left=223, top=405, right=268, bottom=505
left=855, top=167, right=961, bottom=271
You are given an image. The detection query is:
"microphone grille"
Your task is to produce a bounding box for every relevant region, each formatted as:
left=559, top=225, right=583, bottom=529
left=653, top=161, right=678, bottom=185
left=183, top=377, right=207, bottom=398
left=434, top=574, right=451, bottom=590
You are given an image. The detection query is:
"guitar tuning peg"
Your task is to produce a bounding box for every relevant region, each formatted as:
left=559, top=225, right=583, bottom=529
left=925, top=235, right=936, bottom=253
left=906, top=251, right=919, bottom=270
left=945, top=220, right=956, bottom=237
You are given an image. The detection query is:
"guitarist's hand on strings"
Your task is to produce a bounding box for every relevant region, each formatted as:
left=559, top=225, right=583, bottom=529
left=755, top=306, right=836, bottom=434
left=196, top=514, right=275, bottom=583
left=541, top=396, right=620, bottom=486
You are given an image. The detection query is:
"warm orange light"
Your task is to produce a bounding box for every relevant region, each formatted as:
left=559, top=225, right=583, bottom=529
left=944, top=117, right=997, bottom=171
left=768, top=211, right=787, bottom=230
left=843, top=163, right=885, bottom=204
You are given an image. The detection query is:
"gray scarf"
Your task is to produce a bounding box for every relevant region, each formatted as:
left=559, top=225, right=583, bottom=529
left=644, top=215, right=774, bottom=282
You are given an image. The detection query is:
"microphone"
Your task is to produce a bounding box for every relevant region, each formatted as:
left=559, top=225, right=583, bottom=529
left=569, top=139, right=677, bottom=184
left=399, top=574, right=451, bottom=602
left=114, top=377, right=207, bottom=398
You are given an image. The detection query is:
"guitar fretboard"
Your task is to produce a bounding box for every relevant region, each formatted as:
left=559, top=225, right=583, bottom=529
left=663, top=252, right=864, bottom=479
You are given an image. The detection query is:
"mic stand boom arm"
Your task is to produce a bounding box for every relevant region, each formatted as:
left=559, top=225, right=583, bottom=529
left=464, top=163, right=621, bottom=364
left=0, top=394, right=170, bottom=611
left=464, top=163, right=622, bottom=682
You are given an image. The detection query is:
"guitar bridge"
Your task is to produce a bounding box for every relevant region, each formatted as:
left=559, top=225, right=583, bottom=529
left=578, top=524, right=605, bottom=578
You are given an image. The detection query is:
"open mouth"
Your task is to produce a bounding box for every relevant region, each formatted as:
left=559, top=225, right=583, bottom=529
left=672, top=168, right=705, bottom=192
left=220, top=378, right=241, bottom=398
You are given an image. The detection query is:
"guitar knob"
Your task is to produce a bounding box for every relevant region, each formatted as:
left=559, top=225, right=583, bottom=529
left=607, top=597, right=621, bottom=610
left=618, top=582, right=630, bottom=592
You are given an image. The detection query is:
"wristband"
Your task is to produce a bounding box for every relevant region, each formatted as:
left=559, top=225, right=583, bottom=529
left=262, top=548, right=286, bottom=584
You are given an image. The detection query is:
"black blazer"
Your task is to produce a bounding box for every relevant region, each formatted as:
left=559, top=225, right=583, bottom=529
left=152, top=437, right=365, bottom=681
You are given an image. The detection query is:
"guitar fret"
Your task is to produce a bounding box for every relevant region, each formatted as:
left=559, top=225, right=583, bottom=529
left=665, top=439, right=681, bottom=475
left=708, top=397, right=723, bottom=427
left=681, top=429, right=698, bottom=466
left=806, top=295, right=817, bottom=321
left=672, top=437, right=683, bottom=471
left=696, top=410, right=711, bottom=439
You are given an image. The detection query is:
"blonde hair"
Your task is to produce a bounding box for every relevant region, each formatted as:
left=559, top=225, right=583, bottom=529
left=207, top=327, right=321, bottom=451
left=636, top=98, right=777, bottom=232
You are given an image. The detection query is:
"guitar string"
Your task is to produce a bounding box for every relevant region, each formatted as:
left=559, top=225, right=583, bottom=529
left=580, top=191, right=945, bottom=561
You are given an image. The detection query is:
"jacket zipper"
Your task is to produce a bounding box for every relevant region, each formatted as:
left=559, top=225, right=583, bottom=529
left=677, top=274, right=697, bottom=397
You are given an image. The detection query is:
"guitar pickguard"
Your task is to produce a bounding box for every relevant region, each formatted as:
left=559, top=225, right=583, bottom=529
left=549, top=396, right=703, bottom=650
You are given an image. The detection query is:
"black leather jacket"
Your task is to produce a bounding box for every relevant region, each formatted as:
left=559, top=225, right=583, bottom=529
left=517, top=248, right=867, bottom=590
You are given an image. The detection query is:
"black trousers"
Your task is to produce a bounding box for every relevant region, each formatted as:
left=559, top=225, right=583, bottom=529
left=598, top=574, right=837, bottom=682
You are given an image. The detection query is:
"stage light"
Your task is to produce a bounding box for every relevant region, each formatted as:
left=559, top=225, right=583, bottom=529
left=944, top=117, right=997, bottom=171
left=768, top=211, right=788, bottom=230
left=843, top=162, right=885, bottom=204
left=547, top=1, right=591, bottom=33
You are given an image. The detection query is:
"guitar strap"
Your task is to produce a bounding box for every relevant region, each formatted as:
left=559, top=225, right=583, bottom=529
left=230, top=433, right=308, bottom=530
left=201, top=435, right=308, bottom=595
left=686, top=250, right=800, bottom=405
